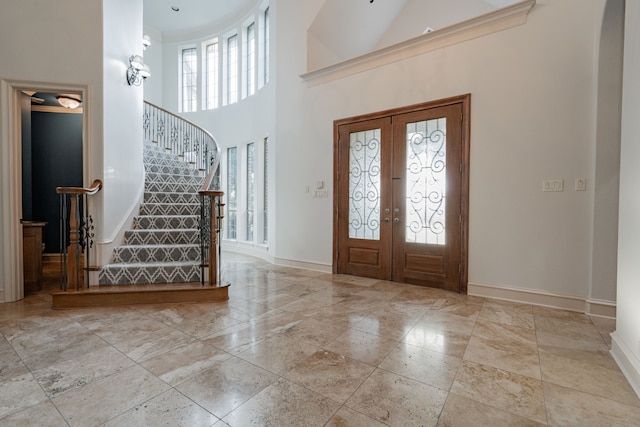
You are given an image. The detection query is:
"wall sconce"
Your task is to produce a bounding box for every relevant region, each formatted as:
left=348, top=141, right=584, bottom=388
left=56, top=95, right=82, bottom=109
left=126, top=54, right=151, bottom=86
left=143, top=35, right=151, bottom=49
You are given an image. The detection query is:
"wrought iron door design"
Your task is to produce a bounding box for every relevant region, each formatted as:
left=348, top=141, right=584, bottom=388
left=335, top=98, right=469, bottom=292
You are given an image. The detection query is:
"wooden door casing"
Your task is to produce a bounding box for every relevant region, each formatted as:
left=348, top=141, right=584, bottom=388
left=333, top=95, right=470, bottom=293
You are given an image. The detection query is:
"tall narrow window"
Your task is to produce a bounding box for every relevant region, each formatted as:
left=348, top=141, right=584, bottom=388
left=264, top=7, right=270, bottom=84
left=227, top=147, right=238, bottom=239
left=181, top=47, right=197, bottom=112
left=204, top=41, right=219, bottom=110
left=263, top=137, right=269, bottom=244
left=246, top=23, right=256, bottom=96
left=227, top=34, right=238, bottom=105
left=246, top=142, right=255, bottom=241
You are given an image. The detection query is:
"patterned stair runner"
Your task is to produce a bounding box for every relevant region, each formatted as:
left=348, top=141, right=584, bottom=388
left=98, top=143, right=203, bottom=285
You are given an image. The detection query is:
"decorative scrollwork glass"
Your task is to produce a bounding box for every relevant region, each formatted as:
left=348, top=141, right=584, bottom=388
left=405, top=118, right=447, bottom=245
left=349, top=129, right=381, bottom=240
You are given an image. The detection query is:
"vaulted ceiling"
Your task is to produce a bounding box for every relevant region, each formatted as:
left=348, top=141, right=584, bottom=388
left=308, top=0, right=521, bottom=69
left=143, top=0, right=260, bottom=40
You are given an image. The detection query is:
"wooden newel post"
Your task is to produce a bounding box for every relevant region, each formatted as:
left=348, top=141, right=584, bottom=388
left=57, top=179, right=102, bottom=292
left=67, top=195, right=84, bottom=290
left=208, top=199, right=217, bottom=286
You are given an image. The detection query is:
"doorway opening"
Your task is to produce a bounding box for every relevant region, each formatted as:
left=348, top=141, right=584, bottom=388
left=333, top=95, right=470, bottom=292
left=0, top=79, right=89, bottom=302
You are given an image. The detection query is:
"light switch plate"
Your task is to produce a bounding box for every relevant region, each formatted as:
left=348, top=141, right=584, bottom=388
left=543, top=179, right=563, bottom=192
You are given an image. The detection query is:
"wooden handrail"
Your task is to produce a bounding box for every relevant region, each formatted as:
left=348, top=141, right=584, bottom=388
left=56, top=179, right=103, bottom=195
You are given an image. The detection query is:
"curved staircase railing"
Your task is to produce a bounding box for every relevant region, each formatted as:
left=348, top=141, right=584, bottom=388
left=143, top=101, right=218, bottom=174
left=144, top=101, right=225, bottom=287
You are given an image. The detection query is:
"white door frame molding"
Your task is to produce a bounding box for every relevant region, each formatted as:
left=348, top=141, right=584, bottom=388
left=0, top=78, right=91, bottom=302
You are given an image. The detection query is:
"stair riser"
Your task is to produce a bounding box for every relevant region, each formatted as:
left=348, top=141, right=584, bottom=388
left=144, top=156, right=198, bottom=169
left=145, top=182, right=201, bottom=194
left=113, top=245, right=200, bottom=263
left=145, top=172, right=203, bottom=185
left=145, top=165, right=202, bottom=177
left=99, top=264, right=201, bottom=285
left=144, top=192, right=201, bottom=204
left=124, top=230, right=199, bottom=245
left=133, top=216, right=199, bottom=230
left=140, top=204, right=200, bottom=216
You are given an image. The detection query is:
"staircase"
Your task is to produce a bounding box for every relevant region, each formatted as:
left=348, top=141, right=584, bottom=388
left=51, top=101, right=227, bottom=309
left=98, top=143, right=203, bottom=285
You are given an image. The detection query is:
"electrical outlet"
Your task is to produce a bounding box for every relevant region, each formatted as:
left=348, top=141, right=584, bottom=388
left=543, top=179, right=564, bottom=192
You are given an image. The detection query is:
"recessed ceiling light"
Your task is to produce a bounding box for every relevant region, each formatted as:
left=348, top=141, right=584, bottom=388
left=171, top=6, right=179, bottom=12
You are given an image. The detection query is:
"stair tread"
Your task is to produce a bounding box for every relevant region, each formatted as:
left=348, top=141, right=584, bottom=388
left=116, top=243, right=200, bottom=249
left=126, top=228, right=200, bottom=233
left=102, top=261, right=200, bottom=267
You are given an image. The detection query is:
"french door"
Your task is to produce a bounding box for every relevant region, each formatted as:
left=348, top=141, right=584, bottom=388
left=334, top=96, right=470, bottom=292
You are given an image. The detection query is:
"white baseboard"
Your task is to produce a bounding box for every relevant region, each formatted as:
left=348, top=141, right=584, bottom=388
left=468, top=282, right=616, bottom=318
left=611, top=332, right=640, bottom=399
left=220, top=242, right=332, bottom=273
left=273, top=257, right=332, bottom=273
left=222, top=241, right=274, bottom=264
left=585, top=298, right=617, bottom=318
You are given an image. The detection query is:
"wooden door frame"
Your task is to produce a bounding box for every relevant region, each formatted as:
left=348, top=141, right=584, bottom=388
left=333, top=94, right=471, bottom=293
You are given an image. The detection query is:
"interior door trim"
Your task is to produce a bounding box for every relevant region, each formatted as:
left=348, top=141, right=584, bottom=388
left=333, top=94, right=470, bottom=293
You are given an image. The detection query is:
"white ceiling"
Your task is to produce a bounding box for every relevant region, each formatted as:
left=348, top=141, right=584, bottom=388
left=143, top=0, right=260, bottom=38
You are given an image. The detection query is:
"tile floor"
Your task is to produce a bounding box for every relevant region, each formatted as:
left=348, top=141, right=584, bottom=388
left=1, top=254, right=639, bottom=426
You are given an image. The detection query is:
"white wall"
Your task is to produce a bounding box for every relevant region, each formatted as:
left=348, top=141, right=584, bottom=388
left=273, top=0, right=608, bottom=298
left=99, top=0, right=145, bottom=264
left=591, top=0, right=624, bottom=303
left=152, top=0, right=620, bottom=308
left=613, top=0, right=640, bottom=397
left=143, top=26, right=164, bottom=106
left=0, top=0, right=103, bottom=301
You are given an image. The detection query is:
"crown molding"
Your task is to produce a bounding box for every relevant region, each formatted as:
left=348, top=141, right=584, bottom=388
left=301, top=0, right=536, bottom=87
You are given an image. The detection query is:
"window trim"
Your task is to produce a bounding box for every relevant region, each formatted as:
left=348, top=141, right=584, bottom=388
left=179, top=45, right=198, bottom=113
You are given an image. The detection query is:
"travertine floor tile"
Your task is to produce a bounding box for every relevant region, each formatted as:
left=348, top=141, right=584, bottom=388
left=33, top=345, right=136, bottom=398
left=539, top=344, right=640, bottom=407
left=535, top=316, right=608, bottom=351
left=326, top=407, right=388, bottom=427
left=284, top=349, right=375, bottom=403
left=52, top=364, right=170, bottom=427
left=0, top=372, right=49, bottom=419
left=450, top=360, right=547, bottom=424
left=477, top=300, right=535, bottom=331
left=223, top=378, right=340, bottom=426
left=102, top=389, right=218, bottom=427
left=140, top=340, right=231, bottom=386
left=176, top=356, right=278, bottom=418
left=0, top=400, right=68, bottom=427
left=236, top=334, right=319, bottom=374
left=543, top=382, right=640, bottom=427
left=437, top=393, right=546, bottom=427
left=346, top=368, right=448, bottom=426
left=464, top=320, right=541, bottom=379
left=324, top=329, right=399, bottom=366
left=380, top=342, right=462, bottom=390
left=279, top=316, right=349, bottom=346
